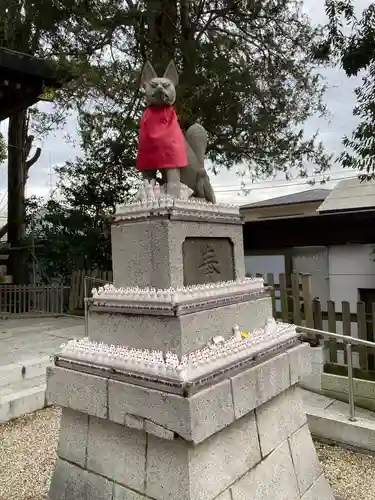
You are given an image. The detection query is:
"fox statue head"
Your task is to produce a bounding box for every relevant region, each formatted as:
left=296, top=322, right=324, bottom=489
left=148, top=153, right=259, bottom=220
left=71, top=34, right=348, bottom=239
left=140, top=60, right=179, bottom=107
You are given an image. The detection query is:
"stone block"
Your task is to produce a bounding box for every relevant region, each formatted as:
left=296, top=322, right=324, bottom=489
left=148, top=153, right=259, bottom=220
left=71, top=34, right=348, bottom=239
left=231, top=351, right=290, bottom=419
left=322, top=372, right=375, bottom=400
left=109, top=379, right=190, bottom=439
left=300, top=362, right=323, bottom=393
left=299, top=346, right=325, bottom=392
left=58, top=408, right=88, bottom=467
left=111, top=216, right=245, bottom=290
left=146, top=436, right=189, bottom=500
left=145, top=420, right=175, bottom=440
left=301, top=474, right=335, bottom=500
left=230, top=441, right=299, bottom=500
left=288, top=343, right=312, bottom=385
left=113, top=483, right=150, bottom=500
left=109, top=378, right=235, bottom=444
left=179, top=298, right=271, bottom=354
left=309, top=346, right=326, bottom=365
left=252, top=351, right=291, bottom=402
left=111, top=220, right=154, bottom=289
left=306, top=402, right=375, bottom=453
left=288, top=424, right=322, bottom=496
left=87, top=417, right=146, bottom=492
left=49, top=457, right=113, bottom=500
left=0, top=384, right=46, bottom=424
left=46, top=366, right=107, bottom=419
left=19, top=355, right=53, bottom=380
left=88, top=297, right=272, bottom=356
left=188, top=379, right=235, bottom=443
left=256, top=386, right=307, bottom=457
left=125, top=414, right=145, bottom=431
left=0, top=363, right=22, bottom=387
left=146, top=410, right=261, bottom=500
left=188, top=412, right=261, bottom=500
left=323, top=390, right=375, bottom=412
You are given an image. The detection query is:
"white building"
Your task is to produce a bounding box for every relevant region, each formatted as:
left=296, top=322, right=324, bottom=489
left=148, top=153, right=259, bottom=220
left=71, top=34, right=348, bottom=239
left=241, top=182, right=375, bottom=322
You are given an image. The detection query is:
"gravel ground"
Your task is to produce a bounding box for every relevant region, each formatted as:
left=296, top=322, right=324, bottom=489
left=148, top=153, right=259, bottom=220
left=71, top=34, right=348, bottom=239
left=0, top=407, right=375, bottom=500
left=316, top=442, right=375, bottom=500
left=0, top=407, right=61, bottom=500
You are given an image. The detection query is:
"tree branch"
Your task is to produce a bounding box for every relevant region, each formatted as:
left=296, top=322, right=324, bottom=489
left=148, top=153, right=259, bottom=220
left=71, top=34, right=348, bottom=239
left=26, top=147, right=41, bottom=171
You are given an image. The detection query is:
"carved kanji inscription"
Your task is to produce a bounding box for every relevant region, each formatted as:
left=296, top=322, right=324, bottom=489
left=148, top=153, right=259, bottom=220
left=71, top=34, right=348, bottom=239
left=183, top=237, right=234, bottom=286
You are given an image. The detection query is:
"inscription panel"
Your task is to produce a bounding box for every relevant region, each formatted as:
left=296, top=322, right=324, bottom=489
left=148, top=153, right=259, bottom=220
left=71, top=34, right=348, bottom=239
left=183, top=237, right=235, bottom=286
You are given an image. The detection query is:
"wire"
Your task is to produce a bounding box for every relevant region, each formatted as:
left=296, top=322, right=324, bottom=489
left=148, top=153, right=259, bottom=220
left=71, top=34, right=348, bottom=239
left=0, top=190, right=8, bottom=213
left=213, top=174, right=356, bottom=194
left=211, top=169, right=356, bottom=189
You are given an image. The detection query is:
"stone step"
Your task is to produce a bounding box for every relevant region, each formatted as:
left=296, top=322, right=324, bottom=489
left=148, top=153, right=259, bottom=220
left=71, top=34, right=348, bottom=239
left=302, top=388, right=375, bottom=454
left=0, top=374, right=47, bottom=398
left=0, top=383, right=46, bottom=424
left=0, top=358, right=51, bottom=423
left=0, top=355, right=53, bottom=387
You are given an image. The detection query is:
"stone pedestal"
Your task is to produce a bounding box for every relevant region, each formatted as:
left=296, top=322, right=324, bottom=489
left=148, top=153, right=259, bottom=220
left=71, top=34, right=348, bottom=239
left=47, top=199, right=336, bottom=500
left=47, top=343, right=334, bottom=500
left=111, top=199, right=245, bottom=289
left=91, top=200, right=265, bottom=352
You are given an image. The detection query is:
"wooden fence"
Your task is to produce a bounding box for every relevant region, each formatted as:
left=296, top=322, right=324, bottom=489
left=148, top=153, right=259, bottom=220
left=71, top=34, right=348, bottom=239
left=0, top=285, right=65, bottom=315
left=259, top=272, right=375, bottom=378
left=69, top=269, right=113, bottom=313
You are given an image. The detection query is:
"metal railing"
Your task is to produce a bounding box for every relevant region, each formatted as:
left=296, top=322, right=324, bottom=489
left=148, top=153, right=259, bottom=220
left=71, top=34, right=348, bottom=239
left=297, top=325, right=375, bottom=422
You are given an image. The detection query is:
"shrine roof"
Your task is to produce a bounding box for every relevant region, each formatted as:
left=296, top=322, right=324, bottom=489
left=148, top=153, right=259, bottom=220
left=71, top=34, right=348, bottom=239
left=0, top=47, right=72, bottom=120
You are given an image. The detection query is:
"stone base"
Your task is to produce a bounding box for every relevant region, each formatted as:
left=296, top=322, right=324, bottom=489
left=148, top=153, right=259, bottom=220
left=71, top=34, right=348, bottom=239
left=47, top=343, right=335, bottom=500
left=49, top=387, right=334, bottom=500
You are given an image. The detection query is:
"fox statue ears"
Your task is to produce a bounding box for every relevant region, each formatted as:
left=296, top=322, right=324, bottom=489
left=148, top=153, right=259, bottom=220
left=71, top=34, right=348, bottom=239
left=163, top=60, right=179, bottom=86
left=140, top=60, right=179, bottom=88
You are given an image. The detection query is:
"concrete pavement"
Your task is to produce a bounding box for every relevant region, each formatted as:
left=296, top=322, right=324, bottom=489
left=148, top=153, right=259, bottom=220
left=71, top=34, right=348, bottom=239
left=0, top=316, right=84, bottom=423
left=0, top=316, right=84, bottom=366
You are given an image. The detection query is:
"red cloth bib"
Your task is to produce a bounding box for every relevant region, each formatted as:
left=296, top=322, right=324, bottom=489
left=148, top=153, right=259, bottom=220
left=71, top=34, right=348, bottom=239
left=136, top=105, right=188, bottom=171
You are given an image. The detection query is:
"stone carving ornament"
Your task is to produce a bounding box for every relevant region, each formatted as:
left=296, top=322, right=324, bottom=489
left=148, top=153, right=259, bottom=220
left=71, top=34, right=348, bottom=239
left=136, top=60, right=216, bottom=203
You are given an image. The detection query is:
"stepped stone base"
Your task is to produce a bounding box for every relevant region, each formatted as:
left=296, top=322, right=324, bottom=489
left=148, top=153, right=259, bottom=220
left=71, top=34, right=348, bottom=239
left=88, top=295, right=272, bottom=355
left=48, top=343, right=335, bottom=500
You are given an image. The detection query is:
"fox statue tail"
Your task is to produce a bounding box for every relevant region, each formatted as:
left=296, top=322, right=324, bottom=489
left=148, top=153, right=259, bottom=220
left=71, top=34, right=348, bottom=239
left=185, top=123, right=216, bottom=204
left=195, top=170, right=216, bottom=204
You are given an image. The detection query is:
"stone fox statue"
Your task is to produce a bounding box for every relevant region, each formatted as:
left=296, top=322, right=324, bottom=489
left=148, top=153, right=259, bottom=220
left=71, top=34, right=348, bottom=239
left=136, top=60, right=216, bottom=204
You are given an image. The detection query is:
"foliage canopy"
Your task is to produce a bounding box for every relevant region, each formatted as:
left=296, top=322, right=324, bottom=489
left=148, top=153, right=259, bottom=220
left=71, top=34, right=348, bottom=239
left=2, top=0, right=333, bottom=280
left=317, top=0, right=375, bottom=179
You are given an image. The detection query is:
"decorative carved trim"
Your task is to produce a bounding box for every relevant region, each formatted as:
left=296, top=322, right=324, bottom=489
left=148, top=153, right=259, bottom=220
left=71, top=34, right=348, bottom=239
left=114, top=196, right=241, bottom=223
left=57, top=319, right=297, bottom=384
left=89, top=290, right=270, bottom=316
left=89, top=279, right=266, bottom=314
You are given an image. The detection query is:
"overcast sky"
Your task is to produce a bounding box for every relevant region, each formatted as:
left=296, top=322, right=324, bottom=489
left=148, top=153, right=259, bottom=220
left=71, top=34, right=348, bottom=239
left=0, top=0, right=370, bottom=211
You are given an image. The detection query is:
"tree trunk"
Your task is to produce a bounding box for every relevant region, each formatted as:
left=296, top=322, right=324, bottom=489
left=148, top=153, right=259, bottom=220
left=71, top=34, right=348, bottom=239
left=147, top=0, right=178, bottom=72
left=146, top=0, right=199, bottom=128
left=178, top=0, right=199, bottom=128
left=7, top=110, right=28, bottom=284
left=0, top=125, right=41, bottom=254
